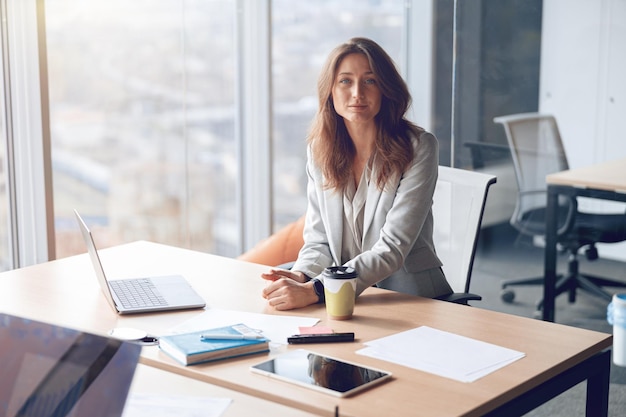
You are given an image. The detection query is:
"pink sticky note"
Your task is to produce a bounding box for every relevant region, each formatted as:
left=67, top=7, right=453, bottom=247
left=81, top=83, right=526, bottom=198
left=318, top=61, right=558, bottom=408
left=298, top=326, right=334, bottom=335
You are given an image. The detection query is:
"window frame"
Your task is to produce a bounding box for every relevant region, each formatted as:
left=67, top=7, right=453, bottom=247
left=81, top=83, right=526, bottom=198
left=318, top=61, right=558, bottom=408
left=236, top=0, right=272, bottom=253
left=2, top=0, right=54, bottom=268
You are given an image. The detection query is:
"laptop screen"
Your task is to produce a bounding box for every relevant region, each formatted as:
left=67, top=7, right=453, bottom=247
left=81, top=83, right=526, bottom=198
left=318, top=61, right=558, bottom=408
left=0, top=313, right=141, bottom=417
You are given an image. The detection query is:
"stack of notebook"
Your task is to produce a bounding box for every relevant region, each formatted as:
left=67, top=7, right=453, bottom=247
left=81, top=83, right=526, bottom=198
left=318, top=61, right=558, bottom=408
left=159, top=323, right=269, bottom=366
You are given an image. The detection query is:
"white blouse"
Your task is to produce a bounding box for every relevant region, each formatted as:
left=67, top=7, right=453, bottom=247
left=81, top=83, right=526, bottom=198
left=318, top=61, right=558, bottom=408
left=341, top=160, right=371, bottom=264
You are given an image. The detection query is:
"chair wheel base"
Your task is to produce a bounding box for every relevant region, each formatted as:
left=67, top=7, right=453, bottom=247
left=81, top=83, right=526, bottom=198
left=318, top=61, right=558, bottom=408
left=501, top=289, right=515, bottom=303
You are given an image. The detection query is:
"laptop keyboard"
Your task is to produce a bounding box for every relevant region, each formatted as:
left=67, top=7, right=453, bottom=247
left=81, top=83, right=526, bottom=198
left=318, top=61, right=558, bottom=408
left=109, top=278, right=169, bottom=309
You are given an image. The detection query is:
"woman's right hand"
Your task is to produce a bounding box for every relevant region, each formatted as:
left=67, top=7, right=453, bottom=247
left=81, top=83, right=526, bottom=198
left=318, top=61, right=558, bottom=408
left=261, top=268, right=307, bottom=283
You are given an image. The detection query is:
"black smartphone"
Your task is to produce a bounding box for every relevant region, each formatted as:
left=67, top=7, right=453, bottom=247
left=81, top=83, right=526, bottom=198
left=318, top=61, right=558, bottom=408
left=287, top=332, right=355, bottom=344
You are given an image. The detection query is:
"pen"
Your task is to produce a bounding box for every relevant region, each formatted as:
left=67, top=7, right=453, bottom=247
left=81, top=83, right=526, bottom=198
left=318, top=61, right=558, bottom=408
left=287, top=332, right=355, bottom=344
left=200, top=333, right=265, bottom=340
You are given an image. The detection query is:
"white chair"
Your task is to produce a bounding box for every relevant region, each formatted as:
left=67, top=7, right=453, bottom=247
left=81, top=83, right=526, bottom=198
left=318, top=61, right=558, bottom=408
left=433, top=166, right=497, bottom=304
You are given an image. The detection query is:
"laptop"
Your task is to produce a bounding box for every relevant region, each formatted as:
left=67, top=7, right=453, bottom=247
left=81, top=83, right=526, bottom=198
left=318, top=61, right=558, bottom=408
left=0, top=312, right=141, bottom=417
left=75, top=209, right=206, bottom=315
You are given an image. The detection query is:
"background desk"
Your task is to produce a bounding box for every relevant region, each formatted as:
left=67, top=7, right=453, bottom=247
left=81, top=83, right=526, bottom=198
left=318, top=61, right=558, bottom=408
left=544, top=157, right=626, bottom=322
left=0, top=241, right=612, bottom=416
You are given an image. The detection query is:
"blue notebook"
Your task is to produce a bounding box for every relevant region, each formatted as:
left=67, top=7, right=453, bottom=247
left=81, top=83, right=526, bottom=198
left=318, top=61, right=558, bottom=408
left=159, top=323, right=269, bottom=365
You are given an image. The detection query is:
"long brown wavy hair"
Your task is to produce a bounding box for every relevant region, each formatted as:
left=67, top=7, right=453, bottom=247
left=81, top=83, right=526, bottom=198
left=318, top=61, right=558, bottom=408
left=307, top=37, right=423, bottom=191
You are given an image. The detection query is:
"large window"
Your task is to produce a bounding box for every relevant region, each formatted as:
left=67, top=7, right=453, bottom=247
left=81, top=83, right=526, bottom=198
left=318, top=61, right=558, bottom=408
left=45, top=0, right=238, bottom=258
left=44, top=0, right=408, bottom=259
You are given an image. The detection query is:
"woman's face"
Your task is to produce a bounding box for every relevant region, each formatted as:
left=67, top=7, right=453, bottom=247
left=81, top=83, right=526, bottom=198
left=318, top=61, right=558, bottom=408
left=331, top=53, right=382, bottom=126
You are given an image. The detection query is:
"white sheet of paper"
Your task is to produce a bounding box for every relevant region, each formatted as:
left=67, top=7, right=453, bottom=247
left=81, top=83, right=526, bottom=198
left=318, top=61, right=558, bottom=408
left=167, top=309, right=319, bottom=344
left=122, top=393, right=231, bottom=417
left=357, top=326, right=525, bottom=383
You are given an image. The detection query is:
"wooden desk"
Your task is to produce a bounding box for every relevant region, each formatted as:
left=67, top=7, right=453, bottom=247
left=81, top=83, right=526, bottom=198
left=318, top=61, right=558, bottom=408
left=544, top=157, right=626, bottom=322
left=0, top=241, right=612, bottom=416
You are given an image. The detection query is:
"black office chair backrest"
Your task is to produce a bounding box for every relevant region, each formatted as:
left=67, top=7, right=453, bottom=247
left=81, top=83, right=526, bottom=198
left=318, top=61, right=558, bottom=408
left=494, top=113, right=574, bottom=237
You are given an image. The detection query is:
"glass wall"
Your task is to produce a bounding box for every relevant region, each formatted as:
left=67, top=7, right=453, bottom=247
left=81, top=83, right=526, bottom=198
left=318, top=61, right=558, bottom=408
left=45, top=0, right=238, bottom=258
left=270, top=0, right=406, bottom=229
left=440, top=0, right=542, bottom=170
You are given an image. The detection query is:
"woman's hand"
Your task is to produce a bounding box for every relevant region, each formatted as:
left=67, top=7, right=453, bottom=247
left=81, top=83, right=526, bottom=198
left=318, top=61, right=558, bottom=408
left=261, top=269, right=318, bottom=310
left=261, top=268, right=307, bottom=283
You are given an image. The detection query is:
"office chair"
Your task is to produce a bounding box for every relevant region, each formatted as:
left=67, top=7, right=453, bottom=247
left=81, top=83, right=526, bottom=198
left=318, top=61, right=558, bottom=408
left=432, top=166, right=496, bottom=304
left=494, top=113, right=626, bottom=313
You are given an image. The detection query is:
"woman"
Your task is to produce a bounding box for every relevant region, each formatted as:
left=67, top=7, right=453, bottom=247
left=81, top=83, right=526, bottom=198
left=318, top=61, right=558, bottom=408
left=262, top=37, right=452, bottom=310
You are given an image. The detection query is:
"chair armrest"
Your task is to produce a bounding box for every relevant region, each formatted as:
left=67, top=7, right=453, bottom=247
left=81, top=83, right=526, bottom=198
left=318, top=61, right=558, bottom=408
left=464, top=141, right=511, bottom=169
left=435, top=292, right=483, bottom=305
left=513, top=190, right=577, bottom=237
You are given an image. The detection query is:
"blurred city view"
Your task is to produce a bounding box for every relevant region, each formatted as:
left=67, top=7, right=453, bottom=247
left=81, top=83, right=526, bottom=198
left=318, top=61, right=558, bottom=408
left=45, top=0, right=405, bottom=259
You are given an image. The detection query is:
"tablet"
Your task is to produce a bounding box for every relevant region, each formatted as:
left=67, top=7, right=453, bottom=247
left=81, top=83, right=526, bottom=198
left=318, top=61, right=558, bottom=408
left=250, top=349, right=392, bottom=397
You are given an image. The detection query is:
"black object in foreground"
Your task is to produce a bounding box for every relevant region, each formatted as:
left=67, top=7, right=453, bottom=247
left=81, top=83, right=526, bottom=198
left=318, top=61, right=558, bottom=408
left=287, top=332, right=355, bottom=344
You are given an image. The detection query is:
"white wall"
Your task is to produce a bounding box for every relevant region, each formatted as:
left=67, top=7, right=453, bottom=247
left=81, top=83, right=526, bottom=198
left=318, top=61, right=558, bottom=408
left=539, top=0, right=626, bottom=261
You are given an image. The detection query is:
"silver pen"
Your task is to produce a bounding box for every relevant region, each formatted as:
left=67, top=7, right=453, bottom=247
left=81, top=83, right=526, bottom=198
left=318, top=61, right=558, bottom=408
left=200, top=333, right=264, bottom=340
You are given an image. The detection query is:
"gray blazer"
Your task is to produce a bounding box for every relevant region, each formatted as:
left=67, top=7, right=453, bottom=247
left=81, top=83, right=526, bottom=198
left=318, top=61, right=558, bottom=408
left=292, top=132, right=450, bottom=298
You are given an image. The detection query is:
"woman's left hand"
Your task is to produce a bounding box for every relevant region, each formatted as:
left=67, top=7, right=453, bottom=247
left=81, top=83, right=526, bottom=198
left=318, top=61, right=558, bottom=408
left=261, top=269, right=317, bottom=310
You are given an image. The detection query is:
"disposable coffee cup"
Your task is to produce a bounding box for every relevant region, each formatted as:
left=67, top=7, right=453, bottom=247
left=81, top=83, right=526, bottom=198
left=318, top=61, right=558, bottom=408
left=608, top=293, right=626, bottom=367
left=322, top=266, right=358, bottom=320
